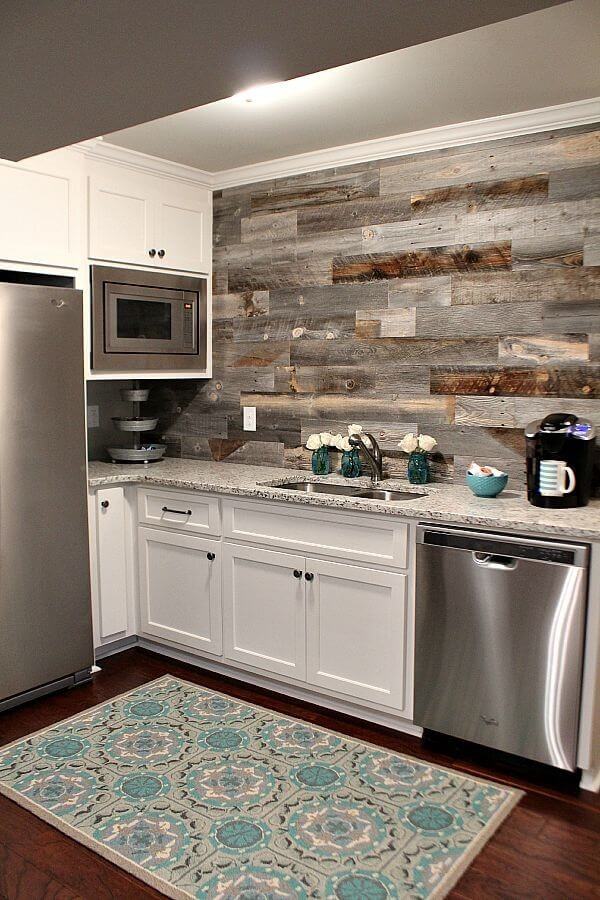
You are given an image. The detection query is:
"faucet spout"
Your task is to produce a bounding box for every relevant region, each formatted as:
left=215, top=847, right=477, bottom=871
left=349, top=433, right=384, bottom=484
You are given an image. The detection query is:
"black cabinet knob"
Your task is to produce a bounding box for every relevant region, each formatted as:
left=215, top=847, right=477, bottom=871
left=207, top=552, right=216, bottom=561
left=293, top=569, right=302, bottom=579
left=148, top=248, right=156, bottom=257
left=157, top=249, right=166, bottom=258
left=304, top=572, right=314, bottom=582
left=101, top=500, right=109, bottom=508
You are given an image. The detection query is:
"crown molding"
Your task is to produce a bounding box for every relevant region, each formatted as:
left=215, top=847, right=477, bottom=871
left=74, top=138, right=214, bottom=188
left=73, top=98, right=600, bottom=192
left=211, top=97, right=600, bottom=190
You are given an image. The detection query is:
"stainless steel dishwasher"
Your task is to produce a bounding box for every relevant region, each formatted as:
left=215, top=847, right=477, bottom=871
left=415, top=524, right=588, bottom=770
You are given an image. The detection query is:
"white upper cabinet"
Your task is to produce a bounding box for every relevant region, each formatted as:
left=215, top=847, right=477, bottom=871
left=154, top=180, right=211, bottom=274
left=88, top=161, right=211, bottom=273
left=88, top=165, right=154, bottom=267
left=0, top=149, right=81, bottom=268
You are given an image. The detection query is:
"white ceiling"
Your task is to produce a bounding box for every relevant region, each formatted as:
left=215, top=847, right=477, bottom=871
left=105, top=0, right=600, bottom=173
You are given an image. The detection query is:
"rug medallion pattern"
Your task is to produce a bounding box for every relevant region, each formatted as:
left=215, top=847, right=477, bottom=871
left=0, top=676, right=520, bottom=898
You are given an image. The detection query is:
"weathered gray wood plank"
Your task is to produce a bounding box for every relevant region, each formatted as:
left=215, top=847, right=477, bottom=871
left=289, top=336, right=499, bottom=367
left=411, top=175, right=548, bottom=216
left=498, top=335, right=589, bottom=364
left=251, top=168, right=379, bottom=212
left=274, top=365, right=429, bottom=396
left=455, top=395, right=600, bottom=427
left=388, top=276, right=452, bottom=309
left=241, top=392, right=456, bottom=424
left=415, top=299, right=600, bottom=339
left=297, top=195, right=411, bottom=235
left=355, top=307, right=416, bottom=338
left=241, top=211, right=297, bottom=243
left=212, top=291, right=269, bottom=320
left=233, top=312, right=355, bottom=342
left=451, top=268, right=600, bottom=306
left=380, top=131, right=600, bottom=195
left=360, top=216, right=456, bottom=253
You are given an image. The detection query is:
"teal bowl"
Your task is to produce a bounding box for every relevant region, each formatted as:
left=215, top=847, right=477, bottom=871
left=466, top=472, right=508, bottom=498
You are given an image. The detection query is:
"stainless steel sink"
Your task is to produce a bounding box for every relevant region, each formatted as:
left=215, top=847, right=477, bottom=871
left=356, top=488, right=427, bottom=501
left=273, top=481, right=427, bottom=501
left=275, top=481, right=361, bottom=496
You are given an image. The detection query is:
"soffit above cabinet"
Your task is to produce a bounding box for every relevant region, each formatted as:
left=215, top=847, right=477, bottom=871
left=1, top=0, right=569, bottom=160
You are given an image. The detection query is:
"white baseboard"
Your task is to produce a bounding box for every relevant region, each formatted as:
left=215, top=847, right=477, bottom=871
left=137, top=637, right=423, bottom=738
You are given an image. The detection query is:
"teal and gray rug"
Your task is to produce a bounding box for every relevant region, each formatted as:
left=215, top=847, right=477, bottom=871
left=0, top=675, right=521, bottom=898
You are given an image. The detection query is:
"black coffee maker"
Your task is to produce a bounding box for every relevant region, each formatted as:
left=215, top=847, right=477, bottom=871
left=526, top=413, right=596, bottom=508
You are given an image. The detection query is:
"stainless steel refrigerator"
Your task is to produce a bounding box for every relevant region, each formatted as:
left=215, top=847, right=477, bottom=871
left=0, top=281, right=93, bottom=712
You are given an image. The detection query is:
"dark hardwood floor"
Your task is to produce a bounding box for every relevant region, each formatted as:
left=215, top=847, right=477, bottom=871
left=0, top=647, right=598, bottom=900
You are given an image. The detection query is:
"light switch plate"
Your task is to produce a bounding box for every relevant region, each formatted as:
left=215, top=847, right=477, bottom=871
left=87, top=405, right=100, bottom=428
left=243, top=406, right=257, bottom=431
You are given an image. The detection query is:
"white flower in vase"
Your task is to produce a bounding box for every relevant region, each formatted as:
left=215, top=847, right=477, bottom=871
left=418, top=434, right=437, bottom=452
left=306, top=433, right=322, bottom=450
left=319, top=432, right=335, bottom=447
left=398, top=433, right=419, bottom=454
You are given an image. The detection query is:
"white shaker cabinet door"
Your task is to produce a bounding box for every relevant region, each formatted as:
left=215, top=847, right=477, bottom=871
left=94, top=487, right=129, bottom=641
left=154, top=180, right=211, bottom=274
left=88, top=165, right=156, bottom=266
left=138, top=526, right=222, bottom=655
left=222, top=542, right=306, bottom=680
left=306, top=558, right=408, bottom=712
left=0, top=150, right=79, bottom=268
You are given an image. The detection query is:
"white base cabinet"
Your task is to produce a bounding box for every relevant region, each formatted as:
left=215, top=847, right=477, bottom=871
left=90, top=486, right=414, bottom=721
left=138, top=526, right=222, bottom=655
left=306, top=558, right=407, bottom=709
left=222, top=543, right=306, bottom=680
left=88, top=486, right=134, bottom=649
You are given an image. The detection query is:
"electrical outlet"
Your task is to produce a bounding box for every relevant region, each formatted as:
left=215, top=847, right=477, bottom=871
left=87, top=405, right=100, bottom=428
left=243, top=406, right=257, bottom=431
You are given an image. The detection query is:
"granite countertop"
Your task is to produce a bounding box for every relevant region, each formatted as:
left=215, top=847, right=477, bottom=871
left=88, top=458, right=600, bottom=541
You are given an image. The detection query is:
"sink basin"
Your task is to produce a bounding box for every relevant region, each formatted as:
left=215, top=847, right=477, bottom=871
left=356, top=488, right=427, bottom=501
left=274, top=481, right=361, bottom=496
left=273, top=481, right=427, bottom=501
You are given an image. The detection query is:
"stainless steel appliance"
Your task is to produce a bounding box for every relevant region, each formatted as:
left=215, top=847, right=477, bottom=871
left=91, top=265, right=208, bottom=372
left=415, top=524, right=588, bottom=770
left=526, top=412, right=596, bottom=509
left=0, top=282, right=93, bottom=712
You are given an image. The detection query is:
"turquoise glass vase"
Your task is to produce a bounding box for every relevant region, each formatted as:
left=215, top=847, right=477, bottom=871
left=311, top=446, right=331, bottom=475
left=341, top=448, right=362, bottom=478
left=407, top=450, right=430, bottom=484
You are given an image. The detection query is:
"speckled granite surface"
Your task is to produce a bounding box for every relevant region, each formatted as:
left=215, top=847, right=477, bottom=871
left=88, top=459, right=600, bottom=541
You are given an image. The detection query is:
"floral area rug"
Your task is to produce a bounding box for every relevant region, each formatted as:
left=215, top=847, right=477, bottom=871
left=0, top=675, right=521, bottom=898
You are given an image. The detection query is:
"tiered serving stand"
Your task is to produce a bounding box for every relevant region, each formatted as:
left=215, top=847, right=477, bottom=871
left=107, top=385, right=167, bottom=463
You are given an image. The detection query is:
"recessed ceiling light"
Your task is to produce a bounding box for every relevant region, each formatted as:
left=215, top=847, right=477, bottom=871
left=233, top=82, right=288, bottom=104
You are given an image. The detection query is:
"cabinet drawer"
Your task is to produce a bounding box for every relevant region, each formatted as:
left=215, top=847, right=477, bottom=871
left=223, top=499, right=408, bottom=568
left=138, top=488, right=221, bottom=536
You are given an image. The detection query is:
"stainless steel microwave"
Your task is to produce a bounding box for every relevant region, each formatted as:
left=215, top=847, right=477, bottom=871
left=90, top=265, right=207, bottom=372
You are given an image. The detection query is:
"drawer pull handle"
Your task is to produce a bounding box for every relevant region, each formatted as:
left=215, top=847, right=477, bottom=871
left=207, top=552, right=216, bottom=561
left=304, top=572, right=314, bottom=582
left=162, top=506, right=192, bottom=516
left=101, top=500, right=109, bottom=509
left=293, top=569, right=302, bottom=579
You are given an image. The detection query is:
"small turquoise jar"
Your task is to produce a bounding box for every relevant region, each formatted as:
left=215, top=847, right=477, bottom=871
left=341, top=447, right=362, bottom=478
left=407, top=450, right=430, bottom=485
left=311, top=446, right=331, bottom=476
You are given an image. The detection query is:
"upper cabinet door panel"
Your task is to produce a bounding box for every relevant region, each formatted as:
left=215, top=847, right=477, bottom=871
left=88, top=165, right=155, bottom=266
left=0, top=150, right=79, bottom=267
left=154, top=180, right=211, bottom=274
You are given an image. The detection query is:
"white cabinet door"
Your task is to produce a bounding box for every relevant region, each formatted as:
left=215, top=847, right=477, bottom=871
left=138, top=526, right=222, bottom=655
left=222, top=542, right=306, bottom=679
left=0, top=150, right=79, bottom=267
left=154, top=180, right=211, bottom=274
left=88, top=165, right=155, bottom=266
left=95, top=487, right=129, bottom=641
left=306, top=558, right=408, bottom=711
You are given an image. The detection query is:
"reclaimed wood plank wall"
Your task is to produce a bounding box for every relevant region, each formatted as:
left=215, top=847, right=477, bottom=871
left=151, top=124, right=600, bottom=483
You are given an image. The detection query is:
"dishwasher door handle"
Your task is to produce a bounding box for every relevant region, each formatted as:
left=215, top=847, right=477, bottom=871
left=472, top=551, right=518, bottom=571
